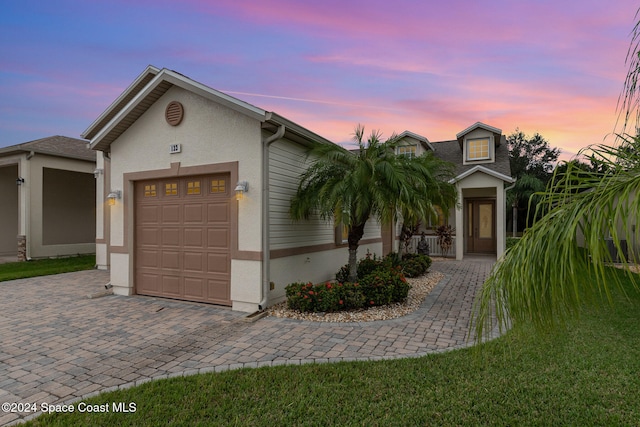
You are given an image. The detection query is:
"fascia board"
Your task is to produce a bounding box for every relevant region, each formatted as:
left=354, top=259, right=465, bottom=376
left=81, top=65, right=161, bottom=139
left=456, top=122, right=502, bottom=139
left=449, top=165, right=515, bottom=184
left=161, top=70, right=266, bottom=121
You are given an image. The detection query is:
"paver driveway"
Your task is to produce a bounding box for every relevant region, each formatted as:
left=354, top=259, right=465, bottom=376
left=0, top=258, right=495, bottom=426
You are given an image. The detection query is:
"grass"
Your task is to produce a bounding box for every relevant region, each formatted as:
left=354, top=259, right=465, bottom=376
left=24, top=268, right=640, bottom=426
left=0, top=255, right=95, bottom=282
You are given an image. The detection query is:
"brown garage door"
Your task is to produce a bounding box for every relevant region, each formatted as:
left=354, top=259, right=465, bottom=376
left=135, top=174, right=231, bottom=305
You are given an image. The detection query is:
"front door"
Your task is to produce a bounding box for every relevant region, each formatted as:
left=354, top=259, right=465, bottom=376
left=466, top=200, right=496, bottom=254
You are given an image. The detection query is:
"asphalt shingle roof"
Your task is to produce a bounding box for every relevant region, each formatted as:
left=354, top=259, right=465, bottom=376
left=0, top=136, right=95, bottom=162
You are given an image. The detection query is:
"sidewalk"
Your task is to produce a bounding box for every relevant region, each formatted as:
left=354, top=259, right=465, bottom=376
left=0, top=257, right=495, bottom=426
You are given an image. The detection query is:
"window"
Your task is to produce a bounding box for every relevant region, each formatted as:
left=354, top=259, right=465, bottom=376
left=466, top=137, right=490, bottom=161
left=425, top=205, right=447, bottom=229
left=211, top=179, right=226, bottom=193
left=398, top=145, right=416, bottom=158
left=165, top=182, right=178, bottom=196
left=144, top=184, right=156, bottom=197
left=187, top=181, right=201, bottom=195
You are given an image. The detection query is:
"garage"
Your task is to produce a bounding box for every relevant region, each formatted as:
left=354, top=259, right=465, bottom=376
left=135, top=174, right=231, bottom=305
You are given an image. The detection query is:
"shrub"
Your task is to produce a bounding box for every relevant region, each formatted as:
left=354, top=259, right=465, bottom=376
left=400, top=253, right=432, bottom=277
left=335, top=252, right=383, bottom=282
left=287, top=262, right=411, bottom=313
left=382, top=252, right=432, bottom=278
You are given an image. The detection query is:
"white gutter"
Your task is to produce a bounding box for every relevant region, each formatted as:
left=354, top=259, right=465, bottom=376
left=259, top=123, right=285, bottom=310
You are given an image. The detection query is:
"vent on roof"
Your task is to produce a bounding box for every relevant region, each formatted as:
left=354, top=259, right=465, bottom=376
left=165, top=101, right=184, bottom=126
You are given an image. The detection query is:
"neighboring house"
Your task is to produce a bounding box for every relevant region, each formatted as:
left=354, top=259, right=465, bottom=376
left=0, top=136, right=96, bottom=260
left=395, top=123, right=515, bottom=259
left=81, top=66, right=381, bottom=313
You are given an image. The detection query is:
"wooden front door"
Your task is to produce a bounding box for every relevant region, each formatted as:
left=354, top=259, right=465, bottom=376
left=466, top=200, right=496, bottom=254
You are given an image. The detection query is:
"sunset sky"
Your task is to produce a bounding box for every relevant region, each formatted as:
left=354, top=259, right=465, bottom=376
left=1, top=0, right=638, bottom=159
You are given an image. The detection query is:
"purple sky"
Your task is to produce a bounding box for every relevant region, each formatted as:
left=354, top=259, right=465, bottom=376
left=1, top=0, right=637, bottom=159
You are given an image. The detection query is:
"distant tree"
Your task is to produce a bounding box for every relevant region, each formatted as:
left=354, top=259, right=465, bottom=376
left=507, top=130, right=560, bottom=231
left=508, top=130, right=560, bottom=182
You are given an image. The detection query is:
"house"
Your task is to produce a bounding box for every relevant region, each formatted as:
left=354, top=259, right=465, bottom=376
left=395, top=123, right=515, bottom=259
left=0, top=136, right=96, bottom=260
left=82, top=66, right=382, bottom=312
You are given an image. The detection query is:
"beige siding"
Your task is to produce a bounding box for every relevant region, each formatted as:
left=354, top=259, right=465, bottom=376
left=269, top=139, right=336, bottom=250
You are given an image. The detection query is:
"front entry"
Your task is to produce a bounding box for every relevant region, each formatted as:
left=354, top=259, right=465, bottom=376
left=466, top=199, right=496, bottom=254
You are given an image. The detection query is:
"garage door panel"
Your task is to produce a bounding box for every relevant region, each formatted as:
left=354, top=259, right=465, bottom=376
left=207, top=279, right=230, bottom=302
left=162, top=204, right=180, bottom=223
left=184, top=277, right=205, bottom=299
left=162, top=275, right=181, bottom=296
left=138, top=273, right=161, bottom=293
left=137, top=205, right=159, bottom=223
left=137, top=249, right=159, bottom=268
left=161, top=251, right=180, bottom=269
left=137, top=228, right=160, bottom=246
left=207, top=203, right=229, bottom=222
left=135, top=174, right=231, bottom=306
left=207, top=253, right=230, bottom=273
left=184, top=228, right=204, bottom=247
left=162, top=228, right=181, bottom=246
left=207, top=228, right=229, bottom=248
left=183, top=252, right=204, bottom=272
left=184, top=203, right=205, bottom=223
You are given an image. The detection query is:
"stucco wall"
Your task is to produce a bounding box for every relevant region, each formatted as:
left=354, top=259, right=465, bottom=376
left=27, top=154, right=96, bottom=258
left=107, top=86, right=264, bottom=308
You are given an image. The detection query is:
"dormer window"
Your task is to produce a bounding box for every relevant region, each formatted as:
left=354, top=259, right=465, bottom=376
left=466, top=137, right=490, bottom=161
left=398, top=145, right=416, bottom=158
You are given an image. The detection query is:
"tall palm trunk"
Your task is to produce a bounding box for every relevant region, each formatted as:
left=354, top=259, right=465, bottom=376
left=347, top=223, right=366, bottom=282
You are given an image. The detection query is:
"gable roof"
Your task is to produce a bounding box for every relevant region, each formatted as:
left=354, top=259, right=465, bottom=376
left=396, top=130, right=434, bottom=151
left=0, top=136, right=95, bottom=162
left=432, top=137, right=512, bottom=180
left=455, top=121, right=503, bottom=149
left=84, top=66, right=334, bottom=152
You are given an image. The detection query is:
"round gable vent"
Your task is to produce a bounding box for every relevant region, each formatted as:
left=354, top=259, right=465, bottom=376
left=165, top=101, right=184, bottom=126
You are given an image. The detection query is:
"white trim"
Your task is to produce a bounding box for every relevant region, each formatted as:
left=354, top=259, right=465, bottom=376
left=88, top=68, right=268, bottom=150
left=81, top=65, right=160, bottom=139
left=449, top=165, right=515, bottom=184
left=397, top=130, right=434, bottom=151
left=464, top=137, right=491, bottom=162
left=456, top=122, right=502, bottom=139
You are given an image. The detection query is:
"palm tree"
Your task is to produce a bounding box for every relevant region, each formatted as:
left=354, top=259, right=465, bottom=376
left=473, top=14, right=640, bottom=341
left=474, top=140, right=640, bottom=340
left=290, top=125, right=456, bottom=282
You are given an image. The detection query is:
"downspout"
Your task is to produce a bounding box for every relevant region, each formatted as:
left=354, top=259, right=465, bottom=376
left=259, top=123, right=286, bottom=310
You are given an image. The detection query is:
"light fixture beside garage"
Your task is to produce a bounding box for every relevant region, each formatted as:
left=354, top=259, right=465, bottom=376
left=106, top=190, right=121, bottom=206
left=234, top=181, right=248, bottom=201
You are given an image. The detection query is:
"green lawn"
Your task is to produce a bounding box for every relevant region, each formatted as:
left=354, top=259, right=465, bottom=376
left=0, top=255, right=95, bottom=282
left=25, top=268, right=640, bottom=426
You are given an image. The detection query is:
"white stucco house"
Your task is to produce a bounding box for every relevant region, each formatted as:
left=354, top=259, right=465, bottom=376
left=81, top=65, right=513, bottom=312
left=0, top=136, right=96, bottom=260
left=81, top=66, right=381, bottom=312
left=395, top=123, right=515, bottom=259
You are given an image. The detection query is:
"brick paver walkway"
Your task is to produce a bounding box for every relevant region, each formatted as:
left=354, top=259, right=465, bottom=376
left=0, top=257, right=495, bottom=426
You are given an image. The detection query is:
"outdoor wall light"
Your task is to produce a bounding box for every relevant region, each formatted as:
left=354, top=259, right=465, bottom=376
left=234, top=181, right=248, bottom=201
left=107, top=190, right=121, bottom=206
left=93, top=168, right=103, bottom=179
left=16, top=177, right=25, bottom=185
